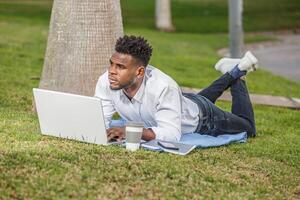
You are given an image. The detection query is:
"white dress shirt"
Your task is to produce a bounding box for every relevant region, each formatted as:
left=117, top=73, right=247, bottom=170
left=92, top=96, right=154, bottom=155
left=94, top=65, right=199, bottom=142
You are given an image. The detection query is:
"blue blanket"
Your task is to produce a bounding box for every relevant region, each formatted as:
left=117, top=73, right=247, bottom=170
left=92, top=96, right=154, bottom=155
left=179, top=132, right=246, bottom=148
left=110, top=120, right=247, bottom=148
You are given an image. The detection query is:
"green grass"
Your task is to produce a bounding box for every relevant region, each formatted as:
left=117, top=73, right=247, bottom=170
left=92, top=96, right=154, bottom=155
left=121, top=0, right=300, bottom=33
left=0, top=0, right=300, bottom=199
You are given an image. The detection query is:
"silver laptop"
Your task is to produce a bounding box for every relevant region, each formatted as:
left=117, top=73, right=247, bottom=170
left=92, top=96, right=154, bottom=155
left=33, top=88, right=113, bottom=145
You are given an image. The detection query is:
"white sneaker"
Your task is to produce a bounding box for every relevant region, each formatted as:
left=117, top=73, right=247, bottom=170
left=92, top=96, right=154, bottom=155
left=238, top=51, right=258, bottom=72
left=215, top=58, right=241, bottom=74
left=215, top=51, right=258, bottom=74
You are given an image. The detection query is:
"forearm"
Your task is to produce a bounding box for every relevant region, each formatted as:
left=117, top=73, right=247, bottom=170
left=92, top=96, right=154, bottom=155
left=142, top=128, right=156, bottom=141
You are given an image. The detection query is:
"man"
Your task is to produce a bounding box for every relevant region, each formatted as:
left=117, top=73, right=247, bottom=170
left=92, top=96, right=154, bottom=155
left=95, top=35, right=257, bottom=142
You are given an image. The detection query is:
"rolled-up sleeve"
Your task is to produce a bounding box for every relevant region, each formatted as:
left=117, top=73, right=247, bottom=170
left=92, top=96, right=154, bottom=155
left=149, top=86, right=182, bottom=142
left=94, top=73, right=116, bottom=129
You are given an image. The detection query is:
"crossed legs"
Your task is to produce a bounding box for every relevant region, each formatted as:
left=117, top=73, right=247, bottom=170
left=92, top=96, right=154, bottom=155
left=198, top=73, right=256, bottom=137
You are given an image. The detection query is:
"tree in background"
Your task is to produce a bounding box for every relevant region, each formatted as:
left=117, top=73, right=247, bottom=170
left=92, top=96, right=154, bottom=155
left=39, top=0, right=123, bottom=96
left=229, top=0, right=244, bottom=58
left=155, top=0, right=174, bottom=31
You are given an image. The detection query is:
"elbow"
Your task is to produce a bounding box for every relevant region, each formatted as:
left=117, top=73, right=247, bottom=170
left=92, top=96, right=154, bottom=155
left=158, top=130, right=181, bottom=142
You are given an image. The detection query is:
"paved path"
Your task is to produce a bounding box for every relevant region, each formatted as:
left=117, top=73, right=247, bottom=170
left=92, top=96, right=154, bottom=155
left=219, top=33, right=300, bottom=83
left=250, top=34, right=300, bottom=82
left=181, top=87, right=300, bottom=110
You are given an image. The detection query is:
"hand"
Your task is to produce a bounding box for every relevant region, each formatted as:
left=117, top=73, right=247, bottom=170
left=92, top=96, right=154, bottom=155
left=107, top=127, right=125, bottom=142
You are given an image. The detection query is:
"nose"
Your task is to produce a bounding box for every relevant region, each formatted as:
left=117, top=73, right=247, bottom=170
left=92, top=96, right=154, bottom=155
left=109, top=64, right=117, bottom=75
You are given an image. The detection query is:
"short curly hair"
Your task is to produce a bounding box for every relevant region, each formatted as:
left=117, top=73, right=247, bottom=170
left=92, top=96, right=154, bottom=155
left=115, top=35, right=153, bottom=67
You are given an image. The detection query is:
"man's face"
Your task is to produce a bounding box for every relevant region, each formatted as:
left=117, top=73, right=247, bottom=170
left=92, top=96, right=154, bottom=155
left=108, top=52, right=143, bottom=90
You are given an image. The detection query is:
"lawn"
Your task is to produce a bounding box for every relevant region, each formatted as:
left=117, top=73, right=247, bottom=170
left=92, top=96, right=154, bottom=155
left=0, top=0, right=300, bottom=199
left=122, top=0, right=300, bottom=33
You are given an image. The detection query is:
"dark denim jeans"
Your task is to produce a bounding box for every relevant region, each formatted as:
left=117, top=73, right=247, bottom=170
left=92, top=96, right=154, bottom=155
left=183, top=73, right=256, bottom=138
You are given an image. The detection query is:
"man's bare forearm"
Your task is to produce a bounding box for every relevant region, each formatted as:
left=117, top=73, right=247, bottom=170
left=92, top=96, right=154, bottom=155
left=142, top=128, right=156, bottom=141
left=108, top=127, right=155, bottom=141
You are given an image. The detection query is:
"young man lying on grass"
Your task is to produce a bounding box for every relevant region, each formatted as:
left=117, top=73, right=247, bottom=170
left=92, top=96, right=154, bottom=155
left=95, top=35, right=258, bottom=142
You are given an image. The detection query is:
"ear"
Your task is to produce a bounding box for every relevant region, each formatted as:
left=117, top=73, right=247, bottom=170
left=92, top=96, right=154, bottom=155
left=136, top=66, right=145, bottom=78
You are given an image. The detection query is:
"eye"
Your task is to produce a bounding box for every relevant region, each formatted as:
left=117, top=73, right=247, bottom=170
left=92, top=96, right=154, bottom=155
left=117, top=64, right=125, bottom=69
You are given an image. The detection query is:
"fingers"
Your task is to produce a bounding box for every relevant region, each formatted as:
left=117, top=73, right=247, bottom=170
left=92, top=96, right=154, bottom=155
left=107, top=128, right=114, bottom=140
left=106, top=127, right=125, bottom=141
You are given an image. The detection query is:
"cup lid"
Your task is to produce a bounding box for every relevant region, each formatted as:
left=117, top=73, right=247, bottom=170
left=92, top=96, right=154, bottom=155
left=126, top=121, right=144, bottom=127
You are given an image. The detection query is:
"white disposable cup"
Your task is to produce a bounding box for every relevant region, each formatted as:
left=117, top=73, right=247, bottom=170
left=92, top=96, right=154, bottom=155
left=125, top=123, right=143, bottom=151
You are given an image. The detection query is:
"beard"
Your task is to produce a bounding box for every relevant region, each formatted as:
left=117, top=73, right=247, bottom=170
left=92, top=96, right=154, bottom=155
left=109, top=77, right=137, bottom=91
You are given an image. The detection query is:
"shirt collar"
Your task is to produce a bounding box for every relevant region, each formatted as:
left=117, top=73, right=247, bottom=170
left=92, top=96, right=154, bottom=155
left=120, top=75, right=146, bottom=104
left=132, top=75, right=146, bottom=103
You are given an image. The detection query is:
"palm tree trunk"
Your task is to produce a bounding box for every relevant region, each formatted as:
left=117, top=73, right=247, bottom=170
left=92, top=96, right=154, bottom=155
left=155, top=0, right=175, bottom=32
left=39, top=0, right=123, bottom=96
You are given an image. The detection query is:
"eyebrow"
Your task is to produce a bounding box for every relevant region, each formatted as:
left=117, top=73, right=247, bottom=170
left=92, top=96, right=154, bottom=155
left=109, top=59, right=126, bottom=68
